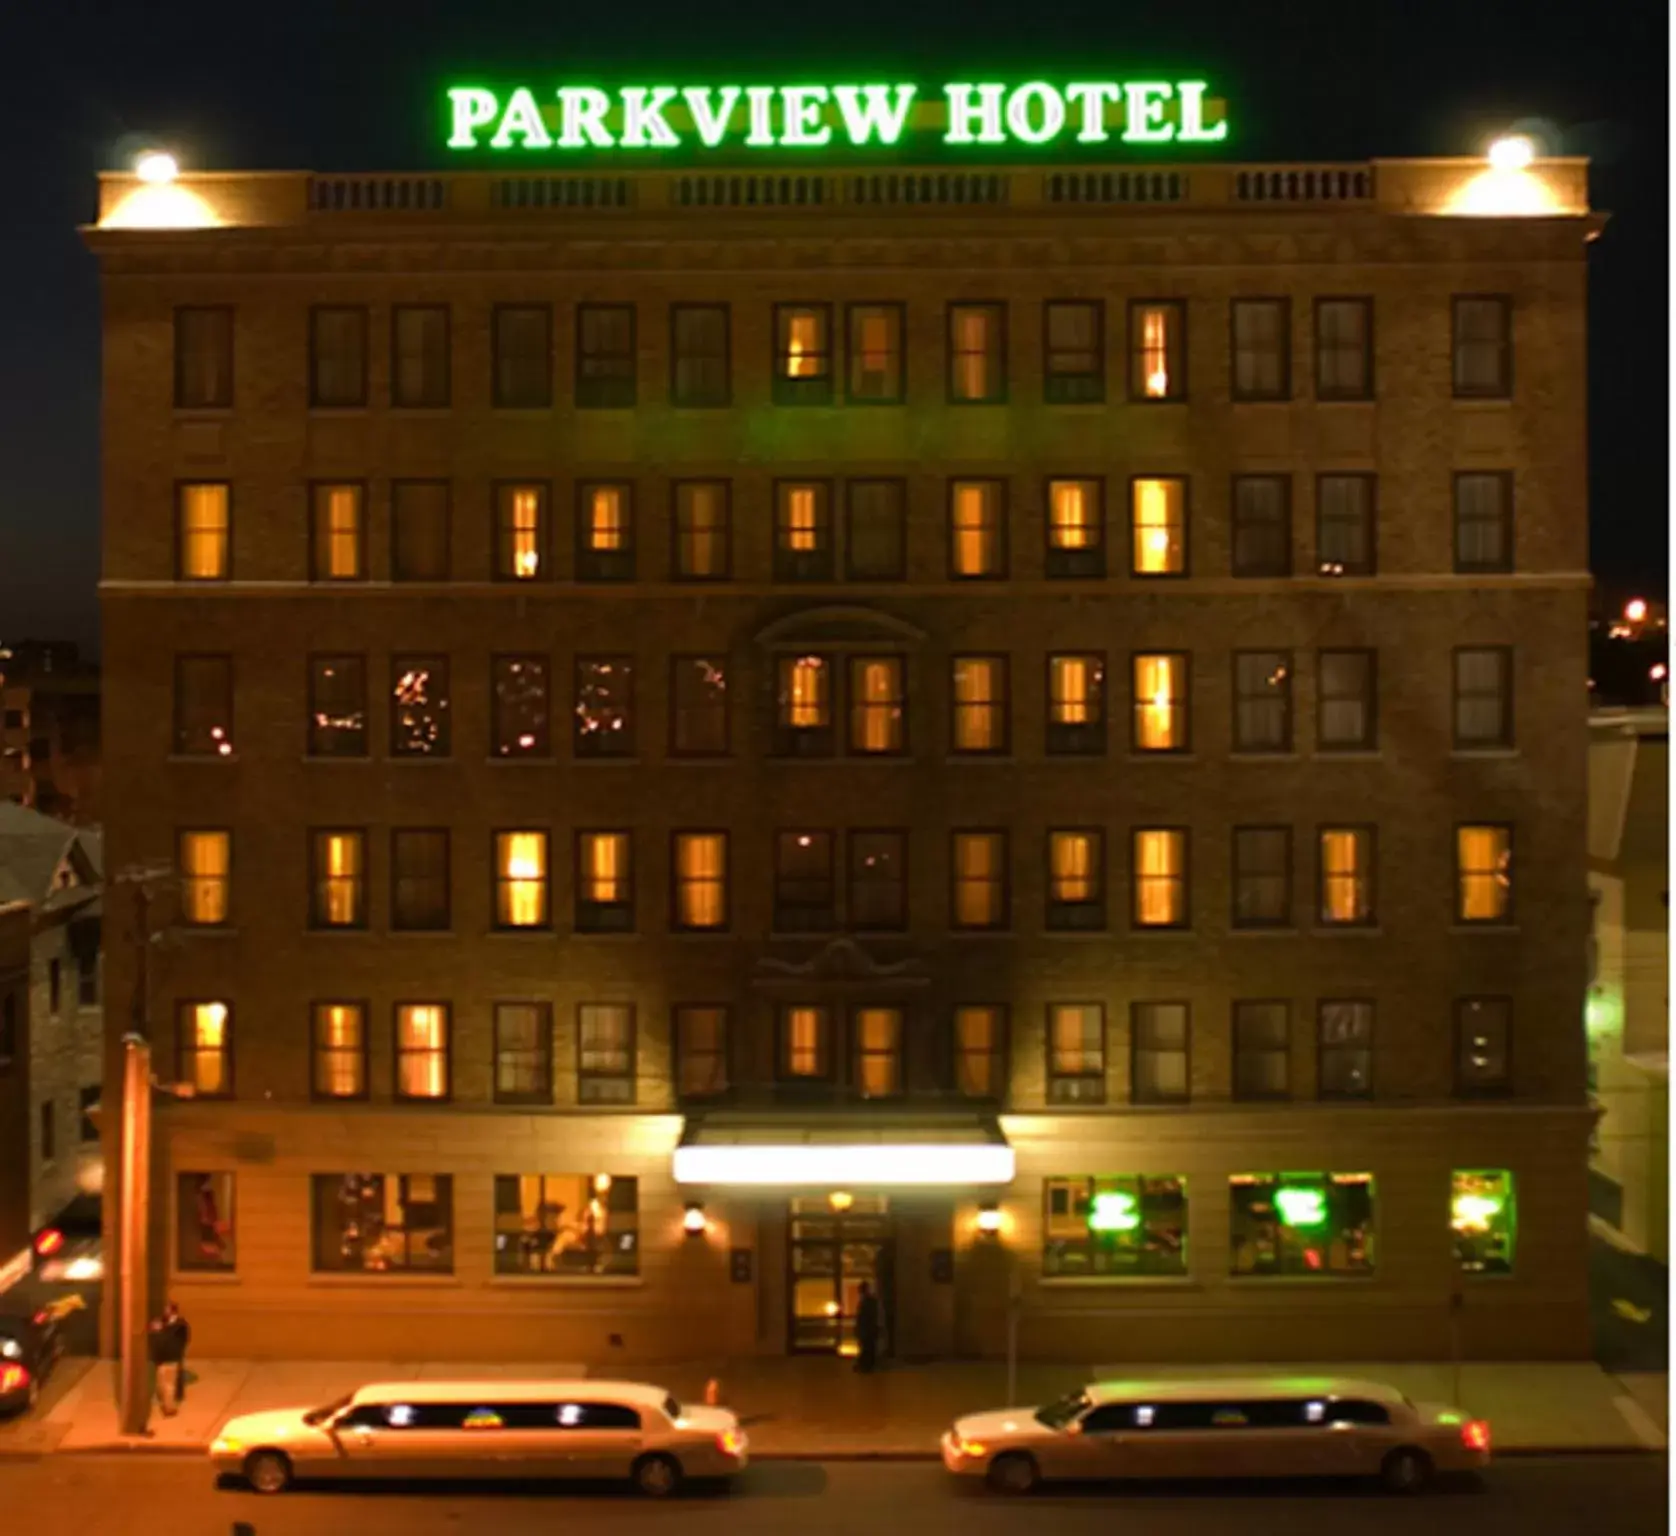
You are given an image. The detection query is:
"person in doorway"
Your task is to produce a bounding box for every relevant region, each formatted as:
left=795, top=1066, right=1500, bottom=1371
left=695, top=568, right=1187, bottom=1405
left=148, top=1300, right=191, bottom=1416
left=854, top=1281, right=880, bottom=1374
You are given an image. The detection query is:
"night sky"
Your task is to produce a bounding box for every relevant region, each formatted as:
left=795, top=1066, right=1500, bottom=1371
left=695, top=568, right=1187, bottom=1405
left=3, top=0, right=1666, bottom=655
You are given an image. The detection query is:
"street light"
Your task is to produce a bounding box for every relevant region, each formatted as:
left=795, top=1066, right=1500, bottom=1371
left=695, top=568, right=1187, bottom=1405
left=1487, top=134, right=1535, bottom=173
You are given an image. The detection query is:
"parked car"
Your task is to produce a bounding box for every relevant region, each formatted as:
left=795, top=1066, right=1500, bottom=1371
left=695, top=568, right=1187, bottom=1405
left=0, top=1308, right=64, bottom=1414
left=942, top=1376, right=1491, bottom=1494
left=211, top=1378, right=748, bottom=1496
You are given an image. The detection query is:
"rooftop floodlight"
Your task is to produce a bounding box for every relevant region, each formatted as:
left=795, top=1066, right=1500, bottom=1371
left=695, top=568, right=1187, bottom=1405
left=1487, top=134, right=1535, bottom=173
left=134, top=150, right=179, bottom=185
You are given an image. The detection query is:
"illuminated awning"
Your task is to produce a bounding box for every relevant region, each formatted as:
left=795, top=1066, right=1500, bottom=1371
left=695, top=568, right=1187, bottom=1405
left=673, top=1114, right=1014, bottom=1189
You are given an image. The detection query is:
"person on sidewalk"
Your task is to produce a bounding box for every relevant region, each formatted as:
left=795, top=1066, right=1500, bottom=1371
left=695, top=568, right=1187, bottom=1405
left=147, top=1300, right=191, bottom=1417
left=854, top=1281, right=880, bottom=1374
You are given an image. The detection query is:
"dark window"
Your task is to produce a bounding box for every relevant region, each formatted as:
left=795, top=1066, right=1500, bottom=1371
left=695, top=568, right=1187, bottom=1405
left=495, top=483, right=549, bottom=581
left=846, top=303, right=904, bottom=403
left=575, top=832, right=633, bottom=933
left=577, top=304, right=636, bottom=407
left=1231, top=476, right=1291, bottom=577
left=492, top=656, right=550, bottom=757
left=48, top=959, right=61, bottom=1015
left=1233, top=651, right=1292, bottom=752
left=775, top=831, right=835, bottom=933
left=0, top=994, right=14, bottom=1068
left=310, top=830, right=367, bottom=928
left=951, top=656, right=1008, bottom=755
left=80, top=1084, right=100, bottom=1140
left=1230, top=1172, right=1375, bottom=1276
left=670, top=656, right=729, bottom=757
left=391, top=481, right=450, bottom=581
left=391, top=829, right=450, bottom=932
left=1318, top=1000, right=1374, bottom=1098
left=775, top=481, right=834, bottom=581
left=1047, top=654, right=1105, bottom=756
left=176, top=1172, right=235, bottom=1272
left=576, top=484, right=635, bottom=581
left=1455, top=471, right=1514, bottom=573
left=1453, top=296, right=1512, bottom=398
left=774, top=303, right=833, bottom=404
left=1454, top=647, right=1513, bottom=748
left=1048, top=1003, right=1105, bottom=1104
left=1233, top=1001, right=1290, bottom=1099
left=574, top=657, right=635, bottom=758
left=174, top=655, right=233, bottom=757
left=493, top=1177, right=639, bottom=1277
left=312, top=1003, right=367, bottom=1099
left=1231, top=299, right=1289, bottom=400
left=948, top=303, right=1005, bottom=403
left=845, top=479, right=906, bottom=580
left=1045, top=478, right=1105, bottom=578
left=1232, top=826, right=1291, bottom=929
left=1132, top=1001, right=1189, bottom=1103
left=1318, top=827, right=1376, bottom=926
left=953, top=1005, right=1006, bottom=1100
left=312, top=1174, right=453, bottom=1273
left=1316, top=474, right=1376, bottom=575
left=175, top=307, right=232, bottom=408
left=390, top=655, right=451, bottom=758
left=310, top=307, right=367, bottom=407
left=849, top=830, right=907, bottom=931
left=1315, top=298, right=1373, bottom=400
left=40, top=1099, right=55, bottom=1162
left=494, top=1002, right=553, bottom=1104
left=1044, top=300, right=1104, bottom=403
left=578, top=1005, right=635, bottom=1104
left=493, top=305, right=552, bottom=408
left=671, top=304, right=729, bottom=406
left=1129, top=299, right=1185, bottom=401
left=308, top=655, right=367, bottom=758
left=77, top=955, right=97, bottom=1007
left=1456, top=997, right=1511, bottom=1094
left=1318, top=650, right=1377, bottom=751
left=675, top=1006, right=730, bottom=1101
left=1047, top=829, right=1105, bottom=931
left=391, top=305, right=449, bottom=408
left=672, top=481, right=731, bottom=579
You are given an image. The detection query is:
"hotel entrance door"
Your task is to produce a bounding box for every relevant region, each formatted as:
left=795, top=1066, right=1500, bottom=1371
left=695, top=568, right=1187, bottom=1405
left=788, top=1195, right=893, bottom=1355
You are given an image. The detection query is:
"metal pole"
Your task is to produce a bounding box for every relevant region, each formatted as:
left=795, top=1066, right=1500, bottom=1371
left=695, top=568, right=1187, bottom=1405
left=1005, top=1256, right=1021, bottom=1405
left=118, top=1035, right=151, bottom=1434
left=1449, top=1283, right=1464, bottom=1408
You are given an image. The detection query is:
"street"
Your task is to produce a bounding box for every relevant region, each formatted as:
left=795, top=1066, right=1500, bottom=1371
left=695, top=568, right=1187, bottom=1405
left=0, top=1455, right=1663, bottom=1536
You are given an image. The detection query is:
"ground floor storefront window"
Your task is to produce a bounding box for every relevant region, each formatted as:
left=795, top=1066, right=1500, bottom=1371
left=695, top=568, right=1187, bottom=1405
left=493, top=1174, right=639, bottom=1275
left=1042, top=1175, right=1187, bottom=1277
left=312, top=1173, right=453, bottom=1273
left=1229, top=1172, right=1374, bottom=1276
left=1452, top=1169, right=1515, bottom=1275
left=176, top=1171, right=235, bottom=1271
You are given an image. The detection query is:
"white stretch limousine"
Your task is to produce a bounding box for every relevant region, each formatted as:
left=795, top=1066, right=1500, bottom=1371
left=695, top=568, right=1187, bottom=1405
left=943, top=1376, right=1491, bottom=1494
left=210, top=1379, right=747, bottom=1496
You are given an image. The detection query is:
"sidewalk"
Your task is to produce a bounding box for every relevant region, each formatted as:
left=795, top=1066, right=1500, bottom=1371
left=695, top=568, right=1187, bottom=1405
left=2, top=1356, right=1665, bottom=1458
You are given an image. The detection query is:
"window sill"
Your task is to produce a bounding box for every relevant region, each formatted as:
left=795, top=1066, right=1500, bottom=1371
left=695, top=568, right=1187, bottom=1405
left=1227, top=1274, right=1378, bottom=1286
left=485, top=756, right=558, bottom=766
left=170, top=1269, right=241, bottom=1285
left=390, top=929, right=454, bottom=938
left=305, top=928, right=372, bottom=937
left=1312, top=750, right=1382, bottom=761
left=166, top=754, right=240, bottom=765
left=487, top=928, right=557, bottom=939
left=1449, top=924, right=1520, bottom=935
left=573, top=756, right=642, bottom=766
left=1229, top=926, right=1300, bottom=938
left=1229, top=752, right=1300, bottom=763
left=181, top=926, right=239, bottom=938
left=1130, top=927, right=1196, bottom=938
left=487, top=1274, right=645, bottom=1289
left=1311, top=926, right=1384, bottom=937
left=1038, top=1275, right=1197, bottom=1289
left=949, top=755, right=1017, bottom=764
left=303, top=756, right=375, bottom=765
left=1127, top=753, right=1196, bottom=764
left=307, top=1273, right=461, bottom=1287
left=1450, top=748, right=1519, bottom=759
left=390, top=756, right=457, bottom=766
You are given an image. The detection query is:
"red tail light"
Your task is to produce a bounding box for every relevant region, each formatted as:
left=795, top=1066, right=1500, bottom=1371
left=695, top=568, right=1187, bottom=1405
left=32, top=1228, right=63, bottom=1258
left=0, top=1364, right=28, bottom=1394
left=1461, top=1419, right=1491, bottom=1452
left=716, top=1428, right=744, bottom=1458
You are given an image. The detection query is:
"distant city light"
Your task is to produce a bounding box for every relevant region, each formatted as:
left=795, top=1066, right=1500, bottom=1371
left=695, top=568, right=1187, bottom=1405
left=135, top=151, right=179, bottom=185
left=1625, top=598, right=1649, bottom=623
left=1487, top=134, right=1535, bottom=172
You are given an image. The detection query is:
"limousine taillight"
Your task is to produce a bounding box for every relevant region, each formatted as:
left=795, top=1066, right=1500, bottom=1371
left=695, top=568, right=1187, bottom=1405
left=1461, top=1419, right=1491, bottom=1453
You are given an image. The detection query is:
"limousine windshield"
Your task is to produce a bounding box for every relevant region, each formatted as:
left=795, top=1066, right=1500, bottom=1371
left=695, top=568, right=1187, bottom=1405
left=1035, top=1391, right=1092, bottom=1430
left=303, top=1395, right=352, bottom=1426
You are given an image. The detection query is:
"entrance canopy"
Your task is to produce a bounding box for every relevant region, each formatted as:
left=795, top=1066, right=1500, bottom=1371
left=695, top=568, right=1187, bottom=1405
left=673, top=1113, right=1014, bottom=1189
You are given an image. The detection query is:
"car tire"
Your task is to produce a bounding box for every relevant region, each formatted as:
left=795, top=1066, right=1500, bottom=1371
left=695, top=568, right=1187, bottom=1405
left=244, top=1449, right=293, bottom=1495
left=1380, top=1447, right=1432, bottom=1495
left=986, top=1452, right=1040, bottom=1496
left=632, top=1452, right=683, bottom=1499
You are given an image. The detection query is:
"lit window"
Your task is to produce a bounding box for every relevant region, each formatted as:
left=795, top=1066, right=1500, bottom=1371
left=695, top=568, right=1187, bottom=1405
left=177, top=483, right=229, bottom=580
left=1230, top=1172, right=1375, bottom=1276
left=1318, top=650, right=1376, bottom=750
left=1316, top=474, right=1376, bottom=575
left=1233, top=1001, right=1290, bottom=1100
left=391, top=481, right=449, bottom=581
left=1130, top=478, right=1186, bottom=575
left=578, top=483, right=633, bottom=580
left=1453, top=296, right=1512, bottom=399
left=675, top=1006, right=730, bottom=1101
left=392, top=305, right=449, bottom=408
left=1319, top=827, right=1374, bottom=925
left=1231, top=298, right=1289, bottom=400
left=395, top=1005, right=450, bottom=1099
left=848, top=830, right=906, bottom=930
left=781, top=1006, right=829, bottom=1079
left=496, top=484, right=547, bottom=580
left=776, top=654, right=833, bottom=755
left=954, top=1005, right=1005, bottom=1100
left=1457, top=825, right=1513, bottom=923
left=1455, top=472, right=1513, bottom=573
left=1048, top=830, right=1104, bottom=930
left=1043, top=1175, right=1186, bottom=1277
left=1453, top=1169, right=1515, bottom=1275
left=1044, top=300, right=1103, bottom=404
left=949, top=303, right=1005, bottom=403
left=1132, top=1002, right=1189, bottom=1103
left=578, top=1005, right=635, bottom=1103
left=855, top=1007, right=903, bottom=1099
left=179, top=830, right=230, bottom=926
left=775, top=304, right=832, bottom=403
left=311, top=830, right=366, bottom=928
left=494, top=1002, right=552, bottom=1103
left=847, top=304, right=903, bottom=403
left=310, top=484, right=365, bottom=581
left=308, top=655, right=367, bottom=757
left=1233, top=651, right=1291, bottom=752
left=949, top=480, right=1005, bottom=577
left=1129, top=300, right=1184, bottom=401
left=312, top=1003, right=367, bottom=1098
left=391, top=828, right=449, bottom=932
left=576, top=304, right=636, bottom=408
left=178, top=1001, right=231, bottom=1097
left=1318, top=1000, right=1374, bottom=1098
left=776, top=482, right=833, bottom=580
left=1315, top=298, right=1372, bottom=400
left=176, top=1171, right=235, bottom=1272
left=1046, top=479, right=1104, bottom=577
left=574, top=656, right=635, bottom=758
left=673, top=481, right=730, bottom=579
left=1232, top=827, right=1291, bottom=929
left=492, top=655, right=550, bottom=757
left=670, top=655, right=728, bottom=757
left=310, top=307, right=367, bottom=408
left=175, top=307, right=232, bottom=409
left=952, top=656, right=1007, bottom=754
left=495, top=831, right=550, bottom=928
left=1456, top=998, right=1511, bottom=1094
left=1132, top=653, right=1188, bottom=752
left=673, top=832, right=727, bottom=930
left=493, top=305, right=551, bottom=408
left=576, top=831, right=632, bottom=932
left=313, top=1174, right=453, bottom=1273
left=1048, top=1003, right=1105, bottom=1104
left=1047, top=654, right=1105, bottom=755
left=493, top=1173, right=637, bottom=1275
left=1454, top=648, right=1513, bottom=748
left=1231, top=476, right=1290, bottom=577
left=849, top=657, right=905, bottom=755
left=952, top=831, right=1006, bottom=930
left=1133, top=829, right=1188, bottom=929
left=390, top=655, right=450, bottom=758
left=671, top=304, right=729, bottom=406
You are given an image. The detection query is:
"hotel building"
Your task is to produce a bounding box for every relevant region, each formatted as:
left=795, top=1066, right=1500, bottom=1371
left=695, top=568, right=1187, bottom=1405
left=92, top=144, right=1597, bottom=1363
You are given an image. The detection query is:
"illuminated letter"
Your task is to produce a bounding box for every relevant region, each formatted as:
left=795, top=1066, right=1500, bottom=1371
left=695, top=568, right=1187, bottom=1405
left=621, top=85, right=681, bottom=148
left=745, top=85, right=778, bottom=146
left=832, top=83, right=917, bottom=146
left=944, top=83, right=1006, bottom=145
left=1122, top=81, right=1175, bottom=143
left=489, top=87, right=552, bottom=150
left=681, top=86, right=743, bottom=148
left=1004, top=81, right=1066, bottom=145
left=447, top=87, right=500, bottom=149
left=779, top=85, right=831, bottom=147
left=558, top=86, right=615, bottom=149
left=1177, top=80, right=1228, bottom=143
left=1064, top=82, right=1121, bottom=144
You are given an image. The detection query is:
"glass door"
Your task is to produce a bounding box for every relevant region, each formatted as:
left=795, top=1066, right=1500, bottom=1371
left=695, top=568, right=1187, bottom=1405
left=788, top=1195, right=892, bottom=1355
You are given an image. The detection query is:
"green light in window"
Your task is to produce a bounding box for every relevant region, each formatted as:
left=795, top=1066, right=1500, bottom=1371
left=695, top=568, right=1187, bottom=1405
left=1451, top=1192, right=1503, bottom=1234
left=1274, top=1186, right=1327, bottom=1228
left=1088, top=1190, right=1140, bottom=1233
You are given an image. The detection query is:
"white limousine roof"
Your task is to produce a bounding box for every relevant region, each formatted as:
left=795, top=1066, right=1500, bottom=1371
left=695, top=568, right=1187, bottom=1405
left=1086, top=1377, right=1409, bottom=1406
left=348, top=1380, right=674, bottom=1408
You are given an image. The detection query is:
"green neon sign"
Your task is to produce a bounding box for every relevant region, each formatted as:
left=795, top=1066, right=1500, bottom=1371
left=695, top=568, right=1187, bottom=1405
left=1088, top=1190, right=1141, bottom=1233
left=1273, top=1186, right=1327, bottom=1228
left=445, top=79, right=1229, bottom=153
